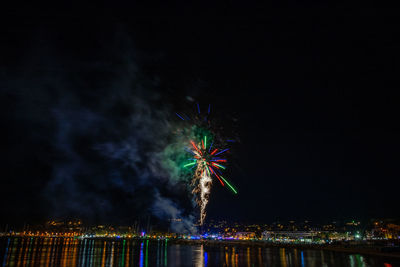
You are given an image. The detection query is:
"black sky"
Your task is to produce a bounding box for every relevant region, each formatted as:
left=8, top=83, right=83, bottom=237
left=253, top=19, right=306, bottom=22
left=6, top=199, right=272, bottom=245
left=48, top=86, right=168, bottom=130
left=1, top=5, right=400, bottom=227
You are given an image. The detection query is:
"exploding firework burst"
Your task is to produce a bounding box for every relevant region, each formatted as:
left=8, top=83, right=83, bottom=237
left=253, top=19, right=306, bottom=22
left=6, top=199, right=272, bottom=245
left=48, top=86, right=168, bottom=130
left=176, top=103, right=237, bottom=226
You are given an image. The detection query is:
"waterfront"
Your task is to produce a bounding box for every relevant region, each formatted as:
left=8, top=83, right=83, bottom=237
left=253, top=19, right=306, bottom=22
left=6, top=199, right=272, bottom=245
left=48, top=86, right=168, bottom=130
left=1, top=237, right=400, bottom=267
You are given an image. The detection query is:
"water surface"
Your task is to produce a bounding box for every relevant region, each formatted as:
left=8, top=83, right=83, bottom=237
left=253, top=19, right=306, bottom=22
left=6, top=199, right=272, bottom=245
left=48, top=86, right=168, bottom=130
left=1, top=237, right=399, bottom=266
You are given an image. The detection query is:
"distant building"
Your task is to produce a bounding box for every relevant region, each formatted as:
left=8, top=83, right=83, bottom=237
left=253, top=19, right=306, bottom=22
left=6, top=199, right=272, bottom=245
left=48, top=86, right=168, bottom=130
left=262, top=231, right=315, bottom=240
left=235, top=232, right=256, bottom=239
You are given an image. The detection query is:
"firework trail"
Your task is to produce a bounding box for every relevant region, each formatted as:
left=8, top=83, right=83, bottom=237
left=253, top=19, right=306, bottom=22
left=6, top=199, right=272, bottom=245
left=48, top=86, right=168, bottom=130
left=177, top=103, right=237, bottom=225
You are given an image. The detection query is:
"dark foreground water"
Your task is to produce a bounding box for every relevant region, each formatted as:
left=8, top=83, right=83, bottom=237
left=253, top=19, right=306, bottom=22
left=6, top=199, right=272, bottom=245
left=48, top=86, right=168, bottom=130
left=1, top=237, right=399, bottom=267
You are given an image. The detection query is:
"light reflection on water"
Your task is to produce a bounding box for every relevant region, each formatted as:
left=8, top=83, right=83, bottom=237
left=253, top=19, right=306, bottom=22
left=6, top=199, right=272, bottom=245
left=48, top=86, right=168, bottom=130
left=0, top=237, right=399, bottom=267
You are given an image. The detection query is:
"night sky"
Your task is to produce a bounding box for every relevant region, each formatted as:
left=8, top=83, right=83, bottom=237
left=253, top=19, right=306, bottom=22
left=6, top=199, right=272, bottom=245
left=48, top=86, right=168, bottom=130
left=1, top=6, right=399, bottom=229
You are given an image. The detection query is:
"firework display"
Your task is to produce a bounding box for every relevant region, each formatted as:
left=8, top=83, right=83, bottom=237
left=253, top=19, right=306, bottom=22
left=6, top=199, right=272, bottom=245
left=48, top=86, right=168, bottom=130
left=176, top=103, right=237, bottom=226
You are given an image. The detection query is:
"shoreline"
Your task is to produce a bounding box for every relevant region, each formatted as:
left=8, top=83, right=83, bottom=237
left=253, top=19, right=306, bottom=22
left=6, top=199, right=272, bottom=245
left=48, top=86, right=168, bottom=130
left=1, top=236, right=400, bottom=259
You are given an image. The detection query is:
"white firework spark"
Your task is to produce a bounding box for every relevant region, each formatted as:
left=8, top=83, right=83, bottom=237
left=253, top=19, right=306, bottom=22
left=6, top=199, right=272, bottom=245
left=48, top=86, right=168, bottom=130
left=185, top=138, right=235, bottom=226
